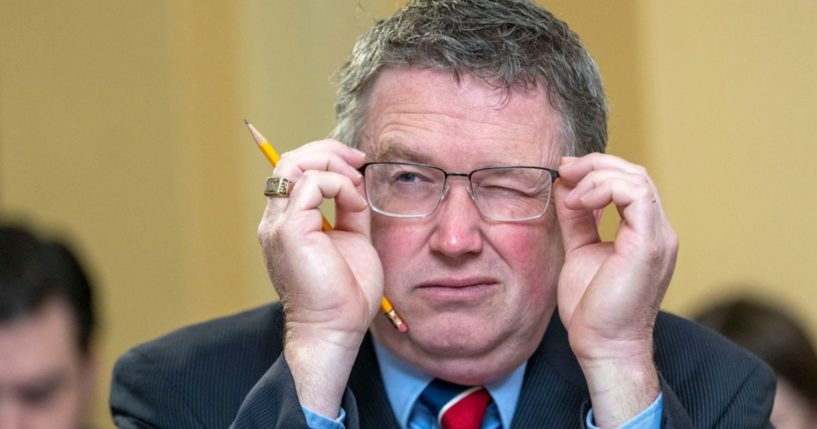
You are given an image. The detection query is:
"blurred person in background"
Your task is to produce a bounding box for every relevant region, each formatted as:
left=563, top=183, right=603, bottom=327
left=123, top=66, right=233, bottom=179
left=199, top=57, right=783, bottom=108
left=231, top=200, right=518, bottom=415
left=695, top=296, right=817, bottom=429
left=0, top=223, right=97, bottom=429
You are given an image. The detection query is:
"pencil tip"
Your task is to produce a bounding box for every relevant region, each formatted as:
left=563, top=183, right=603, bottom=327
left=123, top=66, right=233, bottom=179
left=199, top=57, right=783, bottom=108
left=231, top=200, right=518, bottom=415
left=243, top=120, right=266, bottom=145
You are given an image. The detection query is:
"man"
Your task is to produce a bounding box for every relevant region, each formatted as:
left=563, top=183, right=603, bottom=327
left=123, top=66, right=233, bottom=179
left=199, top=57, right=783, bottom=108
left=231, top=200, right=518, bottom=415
left=111, top=1, right=775, bottom=427
left=695, top=296, right=817, bottom=429
left=0, top=224, right=96, bottom=429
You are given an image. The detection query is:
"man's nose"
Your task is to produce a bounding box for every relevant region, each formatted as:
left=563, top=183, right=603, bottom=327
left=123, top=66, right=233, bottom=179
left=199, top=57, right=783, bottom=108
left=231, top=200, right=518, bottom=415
left=428, top=179, right=484, bottom=257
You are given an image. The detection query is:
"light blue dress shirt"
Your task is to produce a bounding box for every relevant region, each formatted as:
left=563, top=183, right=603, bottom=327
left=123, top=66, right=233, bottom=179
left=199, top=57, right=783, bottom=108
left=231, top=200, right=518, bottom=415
left=301, top=339, right=663, bottom=429
left=372, top=340, right=522, bottom=429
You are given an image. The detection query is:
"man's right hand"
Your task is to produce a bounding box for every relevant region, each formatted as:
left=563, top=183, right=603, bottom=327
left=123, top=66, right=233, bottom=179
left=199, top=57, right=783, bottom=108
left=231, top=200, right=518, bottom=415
left=256, top=140, right=382, bottom=419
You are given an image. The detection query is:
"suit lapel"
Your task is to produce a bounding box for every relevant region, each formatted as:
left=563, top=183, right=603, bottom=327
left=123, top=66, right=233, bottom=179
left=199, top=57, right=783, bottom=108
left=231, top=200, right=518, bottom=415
left=348, top=316, right=590, bottom=428
left=511, top=314, right=590, bottom=428
left=348, top=334, right=402, bottom=429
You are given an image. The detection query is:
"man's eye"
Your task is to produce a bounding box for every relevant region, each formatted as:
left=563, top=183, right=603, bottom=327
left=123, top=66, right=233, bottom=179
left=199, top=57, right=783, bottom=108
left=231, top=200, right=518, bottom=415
left=17, top=374, right=65, bottom=408
left=392, top=168, right=436, bottom=184
left=395, top=172, right=421, bottom=183
left=479, top=185, right=526, bottom=198
left=20, top=385, right=58, bottom=407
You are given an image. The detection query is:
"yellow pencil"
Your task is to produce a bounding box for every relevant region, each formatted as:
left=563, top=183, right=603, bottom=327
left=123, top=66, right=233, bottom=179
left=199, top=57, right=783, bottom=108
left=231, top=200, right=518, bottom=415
left=244, top=119, right=408, bottom=333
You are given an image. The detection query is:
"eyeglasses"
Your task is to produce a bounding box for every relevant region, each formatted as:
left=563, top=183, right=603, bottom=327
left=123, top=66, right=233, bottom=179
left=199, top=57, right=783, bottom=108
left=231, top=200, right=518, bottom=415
left=359, top=162, right=559, bottom=222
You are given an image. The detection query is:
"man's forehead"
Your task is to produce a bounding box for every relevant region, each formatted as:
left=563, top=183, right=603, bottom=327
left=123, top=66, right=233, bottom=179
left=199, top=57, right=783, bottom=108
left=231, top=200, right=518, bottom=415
left=0, top=299, right=83, bottom=369
left=361, top=68, right=563, bottom=167
left=368, top=68, right=551, bottom=116
left=368, top=139, right=558, bottom=169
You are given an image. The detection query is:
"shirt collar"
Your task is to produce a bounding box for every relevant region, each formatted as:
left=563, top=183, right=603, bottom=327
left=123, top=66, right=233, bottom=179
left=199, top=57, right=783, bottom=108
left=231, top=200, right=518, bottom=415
left=372, top=339, right=526, bottom=429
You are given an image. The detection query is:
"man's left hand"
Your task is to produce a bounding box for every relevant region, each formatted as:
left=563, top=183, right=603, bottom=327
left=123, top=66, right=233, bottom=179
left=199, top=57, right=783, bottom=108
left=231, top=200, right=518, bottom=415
left=554, top=153, right=678, bottom=427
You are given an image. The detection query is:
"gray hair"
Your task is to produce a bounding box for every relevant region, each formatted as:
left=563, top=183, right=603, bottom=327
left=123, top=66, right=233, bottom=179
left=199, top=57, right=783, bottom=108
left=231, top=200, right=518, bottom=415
left=330, top=0, right=607, bottom=156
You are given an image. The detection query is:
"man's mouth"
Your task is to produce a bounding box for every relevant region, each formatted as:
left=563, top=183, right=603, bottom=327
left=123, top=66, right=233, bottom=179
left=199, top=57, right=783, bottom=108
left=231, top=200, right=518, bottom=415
left=415, top=277, right=498, bottom=301
left=418, top=276, right=497, bottom=288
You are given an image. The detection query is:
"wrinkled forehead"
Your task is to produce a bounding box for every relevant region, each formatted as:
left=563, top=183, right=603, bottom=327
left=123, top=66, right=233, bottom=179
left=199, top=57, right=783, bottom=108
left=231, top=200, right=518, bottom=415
left=360, top=67, right=564, bottom=169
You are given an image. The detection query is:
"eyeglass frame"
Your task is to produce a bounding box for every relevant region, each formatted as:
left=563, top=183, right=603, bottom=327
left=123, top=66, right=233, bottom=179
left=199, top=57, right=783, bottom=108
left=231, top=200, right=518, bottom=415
left=358, top=161, right=560, bottom=222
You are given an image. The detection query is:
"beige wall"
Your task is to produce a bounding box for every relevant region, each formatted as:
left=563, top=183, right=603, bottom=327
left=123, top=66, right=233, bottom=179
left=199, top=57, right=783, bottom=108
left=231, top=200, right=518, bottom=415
left=1, top=1, right=815, bottom=426
left=638, top=1, right=817, bottom=321
left=553, top=0, right=817, bottom=348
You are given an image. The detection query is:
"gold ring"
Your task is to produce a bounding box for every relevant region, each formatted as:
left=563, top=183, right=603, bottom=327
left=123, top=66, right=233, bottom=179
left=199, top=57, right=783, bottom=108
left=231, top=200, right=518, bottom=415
left=264, top=177, right=295, bottom=198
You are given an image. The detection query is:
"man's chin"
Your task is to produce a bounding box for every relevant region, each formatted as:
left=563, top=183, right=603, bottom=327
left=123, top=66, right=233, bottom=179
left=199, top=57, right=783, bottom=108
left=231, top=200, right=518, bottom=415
left=382, top=316, right=502, bottom=358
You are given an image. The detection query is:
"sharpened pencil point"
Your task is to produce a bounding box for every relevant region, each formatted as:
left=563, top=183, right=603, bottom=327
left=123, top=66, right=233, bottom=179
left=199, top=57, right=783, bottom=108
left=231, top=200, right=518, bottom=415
left=243, top=119, right=267, bottom=148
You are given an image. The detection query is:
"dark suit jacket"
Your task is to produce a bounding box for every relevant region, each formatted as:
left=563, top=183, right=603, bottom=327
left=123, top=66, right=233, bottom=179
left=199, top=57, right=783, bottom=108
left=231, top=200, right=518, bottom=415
left=110, top=303, right=774, bottom=428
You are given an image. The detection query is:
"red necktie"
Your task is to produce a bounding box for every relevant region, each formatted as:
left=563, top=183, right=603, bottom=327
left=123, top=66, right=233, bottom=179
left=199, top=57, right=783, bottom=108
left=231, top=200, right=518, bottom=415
left=419, top=378, right=493, bottom=429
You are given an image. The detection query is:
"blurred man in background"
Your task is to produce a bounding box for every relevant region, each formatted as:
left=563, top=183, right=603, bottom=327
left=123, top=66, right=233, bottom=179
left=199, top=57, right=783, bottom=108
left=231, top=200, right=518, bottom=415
left=696, top=296, right=817, bottom=429
left=0, top=224, right=97, bottom=429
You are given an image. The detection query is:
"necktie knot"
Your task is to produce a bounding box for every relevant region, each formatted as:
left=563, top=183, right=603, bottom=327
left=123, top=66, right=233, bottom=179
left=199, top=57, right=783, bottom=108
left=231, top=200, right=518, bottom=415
left=419, top=378, right=492, bottom=429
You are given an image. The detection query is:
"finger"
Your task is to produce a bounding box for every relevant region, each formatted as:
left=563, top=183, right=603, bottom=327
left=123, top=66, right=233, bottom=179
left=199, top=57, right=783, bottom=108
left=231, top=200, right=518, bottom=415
left=259, top=189, right=289, bottom=235
left=286, top=170, right=368, bottom=233
left=563, top=169, right=648, bottom=209
left=560, top=154, right=666, bottom=216
left=263, top=180, right=293, bottom=213
left=576, top=178, right=657, bottom=229
left=274, top=142, right=365, bottom=185
left=573, top=177, right=652, bottom=208
left=553, top=178, right=601, bottom=254
left=334, top=181, right=371, bottom=237
left=266, top=141, right=366, bottom=213
left=558, top=153, right=646, bottom=184
left=282, top=139, right=367, bottom=166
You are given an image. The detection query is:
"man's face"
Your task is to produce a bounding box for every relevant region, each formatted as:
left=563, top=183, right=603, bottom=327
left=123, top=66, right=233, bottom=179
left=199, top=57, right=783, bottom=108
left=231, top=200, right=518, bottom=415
left=770, top=378, right=815, bottom=429
left=0, top=298, right=93, bottom=429
left=364, top=68, right=564, bottom=384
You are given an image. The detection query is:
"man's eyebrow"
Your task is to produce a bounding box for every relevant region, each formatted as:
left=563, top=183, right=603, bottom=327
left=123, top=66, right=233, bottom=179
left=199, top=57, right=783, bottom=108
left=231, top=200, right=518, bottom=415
left=373, top=143, right=432, bottom=164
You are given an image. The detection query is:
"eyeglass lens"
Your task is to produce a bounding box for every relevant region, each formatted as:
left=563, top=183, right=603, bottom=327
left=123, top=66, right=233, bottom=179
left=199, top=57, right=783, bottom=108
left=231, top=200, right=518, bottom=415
left=362, top=162, right=554, bottom=221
